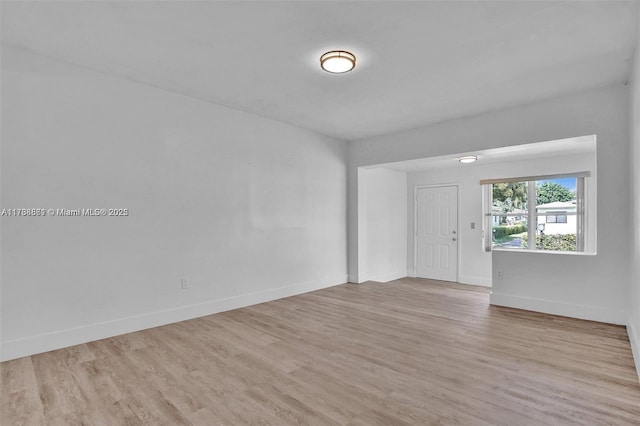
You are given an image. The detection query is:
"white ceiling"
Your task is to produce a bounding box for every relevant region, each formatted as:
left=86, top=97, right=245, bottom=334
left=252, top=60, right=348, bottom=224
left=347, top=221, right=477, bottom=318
left=367, top=135, right=597, bottom=173
left=1, top=1, right=638, bottom=141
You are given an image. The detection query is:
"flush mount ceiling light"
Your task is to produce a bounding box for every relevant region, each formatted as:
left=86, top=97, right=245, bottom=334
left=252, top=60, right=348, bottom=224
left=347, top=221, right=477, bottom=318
left=320, top=50, right=356, bottom=73
left=458, top=155, right=478, bottom=164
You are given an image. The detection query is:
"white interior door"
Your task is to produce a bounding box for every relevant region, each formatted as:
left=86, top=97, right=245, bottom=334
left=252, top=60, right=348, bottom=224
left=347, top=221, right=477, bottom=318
left=416, top=186, right=458, bottom=282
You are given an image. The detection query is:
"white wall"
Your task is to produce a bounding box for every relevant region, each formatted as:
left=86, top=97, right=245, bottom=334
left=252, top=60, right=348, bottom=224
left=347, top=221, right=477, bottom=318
left=348, top=84, right=630, bottom=325
left=628, top=8, right=640, bottom=381
left=357, top=168, right=407, bottom=283
left=0, top=47, right=347, bottom=361
left=406, top=152, right=596, bottom=287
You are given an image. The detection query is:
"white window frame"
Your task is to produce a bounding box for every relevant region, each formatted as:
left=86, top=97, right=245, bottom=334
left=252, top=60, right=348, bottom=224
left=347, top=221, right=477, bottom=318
left=482, top=172, right=589, bottom=253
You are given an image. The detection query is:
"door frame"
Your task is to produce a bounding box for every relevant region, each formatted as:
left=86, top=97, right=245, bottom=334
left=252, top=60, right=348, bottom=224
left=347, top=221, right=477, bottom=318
left=413, top=183, right=461, bottom=282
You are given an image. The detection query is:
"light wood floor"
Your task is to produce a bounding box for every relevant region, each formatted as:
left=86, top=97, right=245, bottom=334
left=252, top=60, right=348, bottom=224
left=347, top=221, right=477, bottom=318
left=2, top=278, right=640, bottom=425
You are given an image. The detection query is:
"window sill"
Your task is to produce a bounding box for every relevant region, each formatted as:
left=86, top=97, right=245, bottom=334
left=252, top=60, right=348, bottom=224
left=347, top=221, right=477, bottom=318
left=492, top=248, right=597, bottom=256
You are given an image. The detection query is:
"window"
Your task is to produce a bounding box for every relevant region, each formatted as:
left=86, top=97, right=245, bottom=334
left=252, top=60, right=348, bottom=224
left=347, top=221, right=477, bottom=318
left=546, top=212, right=567, bottom=224
left=482, top=172, right=590, bottom=253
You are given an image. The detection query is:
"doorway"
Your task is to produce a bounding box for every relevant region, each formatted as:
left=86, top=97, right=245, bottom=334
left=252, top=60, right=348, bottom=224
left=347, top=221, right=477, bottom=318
left=415, top=185, right=459, bottom=282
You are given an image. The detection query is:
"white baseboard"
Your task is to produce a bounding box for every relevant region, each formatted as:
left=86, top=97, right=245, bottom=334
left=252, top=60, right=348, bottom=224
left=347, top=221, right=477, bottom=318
left=0, top=275, right=347, bottom=362
left=407, top=269, right=417, bottom=278
left=458, top=275, right=492, bottom=287
left=490, top=292, right=626, bottom=325
left=627, top=318, right=640, bottom=384
left=370, top=270, right=407, bottom=283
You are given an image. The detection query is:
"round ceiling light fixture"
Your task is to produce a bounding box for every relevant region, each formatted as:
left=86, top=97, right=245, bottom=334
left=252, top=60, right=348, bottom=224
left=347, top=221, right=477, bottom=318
left=458, top=155, right=478, bottom=164
left=320, top=50, right=356, bottom=73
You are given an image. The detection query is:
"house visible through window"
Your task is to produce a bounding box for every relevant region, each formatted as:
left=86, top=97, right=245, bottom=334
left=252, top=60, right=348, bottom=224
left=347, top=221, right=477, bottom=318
left=482, top=172, right=589, bottom=253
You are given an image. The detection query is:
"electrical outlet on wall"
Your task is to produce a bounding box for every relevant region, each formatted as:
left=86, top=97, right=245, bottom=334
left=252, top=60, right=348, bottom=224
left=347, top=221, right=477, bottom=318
left=497, top=271, right=504, bottom=280
left=180, top=277, right=189, bottom=289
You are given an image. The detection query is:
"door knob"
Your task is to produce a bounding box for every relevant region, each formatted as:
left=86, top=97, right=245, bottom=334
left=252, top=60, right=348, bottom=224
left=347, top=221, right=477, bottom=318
left=452, top=237, right=457, bottom=241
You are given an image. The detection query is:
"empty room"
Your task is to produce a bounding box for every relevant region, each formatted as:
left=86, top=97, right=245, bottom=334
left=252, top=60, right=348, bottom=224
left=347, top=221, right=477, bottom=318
left=2, top=1, right=640, bottom=425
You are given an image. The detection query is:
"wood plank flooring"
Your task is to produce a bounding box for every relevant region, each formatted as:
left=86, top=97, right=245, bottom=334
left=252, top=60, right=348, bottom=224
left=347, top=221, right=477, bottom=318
left=2, top=278, right=639, bottom=425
